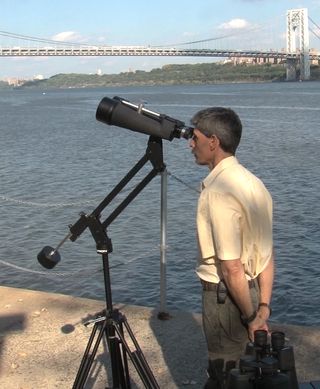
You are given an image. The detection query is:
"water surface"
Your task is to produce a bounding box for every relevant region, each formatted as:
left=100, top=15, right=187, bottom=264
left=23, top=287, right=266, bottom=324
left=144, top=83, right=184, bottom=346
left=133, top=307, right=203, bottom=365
left=0, top=82, right=319, bottom=326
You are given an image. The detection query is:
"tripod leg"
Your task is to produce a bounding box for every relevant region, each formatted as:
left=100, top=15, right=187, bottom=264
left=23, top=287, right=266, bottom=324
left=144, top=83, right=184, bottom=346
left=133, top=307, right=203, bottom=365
left=73, top=318, right=130, bottom=389
left=73, top=320, right=107, bottom=389
left=114, top=317, right=160, bottom=389
left=73, top=311, right=158, bottom=389
left=106, top=322, right=130, bottom=389
left=117, top=321, right=131, bottom=388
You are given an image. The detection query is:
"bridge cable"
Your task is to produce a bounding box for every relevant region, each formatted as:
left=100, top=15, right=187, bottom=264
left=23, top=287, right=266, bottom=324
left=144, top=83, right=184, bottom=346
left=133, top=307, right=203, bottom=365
left=309, top=16, right=320, bottom=30
left=158, top=13, right=284, bottom=48
left=309, top=29, right=320, bottom=41
left=0, top=30, right=96, bottom=47
left=308, top=17, right=320, bottom=41
left=1, top=12, right=286, bottom=51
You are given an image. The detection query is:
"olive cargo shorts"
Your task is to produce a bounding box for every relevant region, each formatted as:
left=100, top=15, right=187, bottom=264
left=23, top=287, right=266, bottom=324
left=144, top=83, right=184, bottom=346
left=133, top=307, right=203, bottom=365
left=202, top=285, right=259, bottom=362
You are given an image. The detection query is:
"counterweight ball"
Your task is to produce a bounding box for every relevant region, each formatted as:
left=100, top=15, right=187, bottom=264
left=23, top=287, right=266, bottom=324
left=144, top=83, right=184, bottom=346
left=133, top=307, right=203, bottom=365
left=37, top=246, right=61, bottom=269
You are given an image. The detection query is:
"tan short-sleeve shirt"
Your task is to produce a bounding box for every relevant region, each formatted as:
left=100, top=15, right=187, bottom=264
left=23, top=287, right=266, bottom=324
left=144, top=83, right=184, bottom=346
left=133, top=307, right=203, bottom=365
left=196, top=156, right=273, bottom=283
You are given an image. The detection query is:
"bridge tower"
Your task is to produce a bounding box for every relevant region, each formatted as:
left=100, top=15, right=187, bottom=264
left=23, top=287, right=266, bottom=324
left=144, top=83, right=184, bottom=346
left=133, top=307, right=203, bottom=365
left=286, top=8, right=310, bottom=81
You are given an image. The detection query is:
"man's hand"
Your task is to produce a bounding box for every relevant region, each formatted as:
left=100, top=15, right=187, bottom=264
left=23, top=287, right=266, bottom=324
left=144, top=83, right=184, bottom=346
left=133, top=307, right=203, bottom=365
left=247, top=310, right=270, bottom=341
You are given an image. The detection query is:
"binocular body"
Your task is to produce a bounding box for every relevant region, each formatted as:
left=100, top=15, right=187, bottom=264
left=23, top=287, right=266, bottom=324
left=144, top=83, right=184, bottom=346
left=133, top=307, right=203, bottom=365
left=96, top=96, right=194, bottom=141
left=226, top=330, right=299, bottom=389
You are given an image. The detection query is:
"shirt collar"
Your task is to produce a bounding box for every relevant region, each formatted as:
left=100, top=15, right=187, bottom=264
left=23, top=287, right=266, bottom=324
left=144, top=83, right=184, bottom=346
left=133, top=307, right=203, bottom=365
left=202, top=156, right=239, bottom=189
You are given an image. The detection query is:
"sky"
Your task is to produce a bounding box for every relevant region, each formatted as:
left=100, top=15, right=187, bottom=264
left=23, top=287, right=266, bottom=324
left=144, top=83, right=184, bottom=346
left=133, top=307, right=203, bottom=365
left=0, top=0, right=319, bottom=79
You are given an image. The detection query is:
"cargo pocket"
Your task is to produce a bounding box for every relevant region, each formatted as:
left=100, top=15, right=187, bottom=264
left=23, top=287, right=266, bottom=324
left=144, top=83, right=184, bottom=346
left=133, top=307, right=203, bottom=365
left=219, top=299, right=249, bottom=354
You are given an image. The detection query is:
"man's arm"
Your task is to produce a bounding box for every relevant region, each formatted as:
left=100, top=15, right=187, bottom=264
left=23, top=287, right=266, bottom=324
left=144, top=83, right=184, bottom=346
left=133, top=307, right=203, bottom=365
left=257, top=253, right=274, bottom=321
left=220, top=258, right=254, bottom=319
left=246, top=253, right=274, bottom=339
left=220, top=256, right=274, bottom=341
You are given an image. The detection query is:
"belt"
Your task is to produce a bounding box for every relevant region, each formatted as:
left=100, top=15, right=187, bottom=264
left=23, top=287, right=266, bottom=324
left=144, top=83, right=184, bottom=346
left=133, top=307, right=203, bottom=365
left=201, top=278, right=256, bottom=291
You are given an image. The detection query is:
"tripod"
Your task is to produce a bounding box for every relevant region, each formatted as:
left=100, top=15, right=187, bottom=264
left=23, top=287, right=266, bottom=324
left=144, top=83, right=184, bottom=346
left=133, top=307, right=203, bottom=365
left=72, top=252, right=159, bottom=389
left=70, top=137, right=164, bottom=389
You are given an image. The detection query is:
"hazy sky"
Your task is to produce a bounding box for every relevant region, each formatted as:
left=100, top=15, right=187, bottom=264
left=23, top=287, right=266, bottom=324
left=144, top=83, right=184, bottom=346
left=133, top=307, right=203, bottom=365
left=0, top=0, right=319, bottom=79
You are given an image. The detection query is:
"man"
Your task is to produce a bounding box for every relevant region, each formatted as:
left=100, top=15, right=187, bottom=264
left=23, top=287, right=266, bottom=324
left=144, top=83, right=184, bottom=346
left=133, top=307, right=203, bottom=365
left=189, top=107, right=274, bottom=388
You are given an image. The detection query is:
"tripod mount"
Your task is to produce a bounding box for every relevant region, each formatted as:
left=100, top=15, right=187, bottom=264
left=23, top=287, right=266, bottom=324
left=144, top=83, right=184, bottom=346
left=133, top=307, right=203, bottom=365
left=38, top=136, right=164, bottom=388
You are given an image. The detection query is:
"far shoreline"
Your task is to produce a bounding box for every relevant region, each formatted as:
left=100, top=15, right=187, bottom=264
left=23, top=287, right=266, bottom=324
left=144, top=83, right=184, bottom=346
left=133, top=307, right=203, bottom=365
left=2, top=62, right=319, bottom=90
left=4, top=78, right=320, bottom=92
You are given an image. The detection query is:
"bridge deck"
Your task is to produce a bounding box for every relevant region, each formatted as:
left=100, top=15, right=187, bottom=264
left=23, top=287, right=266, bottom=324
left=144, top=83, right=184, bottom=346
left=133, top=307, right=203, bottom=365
left=1, top=46, right=316, bottom=59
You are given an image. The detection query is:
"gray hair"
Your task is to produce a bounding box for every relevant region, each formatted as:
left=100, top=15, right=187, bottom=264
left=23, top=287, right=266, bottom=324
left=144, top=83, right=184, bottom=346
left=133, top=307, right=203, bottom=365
left=191, top=107, right=242, bottom=155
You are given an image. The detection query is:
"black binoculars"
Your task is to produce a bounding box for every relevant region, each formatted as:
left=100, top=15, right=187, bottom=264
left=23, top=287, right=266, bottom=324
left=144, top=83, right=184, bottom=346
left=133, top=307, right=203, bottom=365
left=226, top=330, right=299, bottom=389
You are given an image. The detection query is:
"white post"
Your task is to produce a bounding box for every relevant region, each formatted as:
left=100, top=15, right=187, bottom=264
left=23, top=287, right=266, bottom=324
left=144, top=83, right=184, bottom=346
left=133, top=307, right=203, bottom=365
left=159, top=168, right=168, bottom=318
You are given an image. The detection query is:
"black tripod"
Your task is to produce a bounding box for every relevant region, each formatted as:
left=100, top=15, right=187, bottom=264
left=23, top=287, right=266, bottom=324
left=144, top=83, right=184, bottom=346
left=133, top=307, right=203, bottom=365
left=69, top=137, right=164, bottom=389
left=72, top=251, right=159, bottom=389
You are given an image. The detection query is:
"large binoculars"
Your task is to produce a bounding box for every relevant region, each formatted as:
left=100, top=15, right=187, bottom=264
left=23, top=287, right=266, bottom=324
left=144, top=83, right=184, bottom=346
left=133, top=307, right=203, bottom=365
left=96, top=96, right=194, bottom=141
left=227, top=330, right=299, bottom=389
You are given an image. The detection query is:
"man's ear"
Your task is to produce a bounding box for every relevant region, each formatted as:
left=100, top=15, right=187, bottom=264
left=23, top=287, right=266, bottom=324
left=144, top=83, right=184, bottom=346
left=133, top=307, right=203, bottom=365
left=209, top=135, right=219, bottom=150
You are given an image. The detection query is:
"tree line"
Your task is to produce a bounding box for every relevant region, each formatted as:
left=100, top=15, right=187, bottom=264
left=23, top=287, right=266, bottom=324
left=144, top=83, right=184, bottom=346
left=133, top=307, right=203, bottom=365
left=2, top=62, right=320, bottom=89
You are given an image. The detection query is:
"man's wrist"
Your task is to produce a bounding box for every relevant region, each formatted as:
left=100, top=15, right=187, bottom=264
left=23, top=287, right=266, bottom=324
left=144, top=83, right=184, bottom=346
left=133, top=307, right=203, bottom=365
left=258, top=303, right=272, bottom=316
left=241, top=310, right=257, bottom=325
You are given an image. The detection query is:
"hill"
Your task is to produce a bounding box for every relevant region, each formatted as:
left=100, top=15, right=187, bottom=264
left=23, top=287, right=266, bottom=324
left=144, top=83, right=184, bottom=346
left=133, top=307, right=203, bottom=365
left=7, top=62, right=320, bottom=89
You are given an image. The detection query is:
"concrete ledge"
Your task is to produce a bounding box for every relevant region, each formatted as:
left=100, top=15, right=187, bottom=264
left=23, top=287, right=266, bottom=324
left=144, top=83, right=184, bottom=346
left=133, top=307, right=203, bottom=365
left=0, top=286, right=319, bottom=388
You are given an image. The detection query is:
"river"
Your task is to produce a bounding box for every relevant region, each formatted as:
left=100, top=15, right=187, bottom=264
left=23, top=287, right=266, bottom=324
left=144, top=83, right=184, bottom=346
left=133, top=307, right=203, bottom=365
left=0, top=81, right=319, bottom=326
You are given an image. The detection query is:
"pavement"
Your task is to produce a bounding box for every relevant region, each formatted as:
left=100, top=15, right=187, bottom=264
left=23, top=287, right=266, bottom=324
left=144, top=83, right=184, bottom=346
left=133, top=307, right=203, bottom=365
left=0, top=285, right=320, bottom=389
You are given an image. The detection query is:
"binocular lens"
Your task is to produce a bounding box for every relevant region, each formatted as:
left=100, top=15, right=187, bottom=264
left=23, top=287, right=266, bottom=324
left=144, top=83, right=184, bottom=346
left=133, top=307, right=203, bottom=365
left=254, top=330, right=268, bottom=347
left=271, top=331, right=285, bottom=351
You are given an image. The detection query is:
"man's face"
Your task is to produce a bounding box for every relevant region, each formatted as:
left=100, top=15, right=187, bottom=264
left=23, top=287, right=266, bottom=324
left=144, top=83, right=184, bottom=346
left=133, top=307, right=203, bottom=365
left=189, top=129, right=213, bottom=166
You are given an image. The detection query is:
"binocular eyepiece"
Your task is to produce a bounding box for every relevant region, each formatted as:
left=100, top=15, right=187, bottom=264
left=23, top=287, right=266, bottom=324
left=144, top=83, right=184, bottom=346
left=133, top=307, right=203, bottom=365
left=96, top=96, right=194, bottom=141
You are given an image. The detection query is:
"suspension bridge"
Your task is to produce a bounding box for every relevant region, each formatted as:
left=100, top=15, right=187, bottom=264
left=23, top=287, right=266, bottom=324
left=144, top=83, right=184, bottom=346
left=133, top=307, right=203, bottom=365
left=1, top=8, right=319, bottom=81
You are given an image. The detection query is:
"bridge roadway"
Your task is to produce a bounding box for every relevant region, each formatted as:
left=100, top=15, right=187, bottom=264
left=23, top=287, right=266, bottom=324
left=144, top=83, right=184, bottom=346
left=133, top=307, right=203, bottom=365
left=1, top=45, right=320, bottom=61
